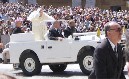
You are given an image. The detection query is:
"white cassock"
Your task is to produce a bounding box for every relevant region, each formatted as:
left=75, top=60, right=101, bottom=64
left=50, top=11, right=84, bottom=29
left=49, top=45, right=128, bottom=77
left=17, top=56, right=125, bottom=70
left=28, top=8, right=55, bottom=40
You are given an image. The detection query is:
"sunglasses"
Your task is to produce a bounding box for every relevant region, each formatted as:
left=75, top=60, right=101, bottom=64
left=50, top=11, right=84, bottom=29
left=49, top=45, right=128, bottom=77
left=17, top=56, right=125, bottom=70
left=109, top=28, right=122, bottom=32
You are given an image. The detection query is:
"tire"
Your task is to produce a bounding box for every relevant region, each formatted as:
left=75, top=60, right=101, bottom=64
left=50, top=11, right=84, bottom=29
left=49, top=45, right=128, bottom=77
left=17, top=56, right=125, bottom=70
left=20, top=53, right=42, bottom=76
left=78, top=46, right=94, bottom=75
left=49, top=64, right=67, bottom=72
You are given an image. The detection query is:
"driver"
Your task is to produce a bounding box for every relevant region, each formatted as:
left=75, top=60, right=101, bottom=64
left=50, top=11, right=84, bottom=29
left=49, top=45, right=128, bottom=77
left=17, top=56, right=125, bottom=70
left=48, top=21, right=64, bottom=41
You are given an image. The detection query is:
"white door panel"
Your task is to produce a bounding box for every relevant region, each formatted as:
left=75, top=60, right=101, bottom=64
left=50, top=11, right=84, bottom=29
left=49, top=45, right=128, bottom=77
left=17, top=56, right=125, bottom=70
left=46, top=39, right=71, bottom=60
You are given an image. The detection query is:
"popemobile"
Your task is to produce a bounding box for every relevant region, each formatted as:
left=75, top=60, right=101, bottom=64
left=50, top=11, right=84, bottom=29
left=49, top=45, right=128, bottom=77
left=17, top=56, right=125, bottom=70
left=0, top=8, right=126, bottom=76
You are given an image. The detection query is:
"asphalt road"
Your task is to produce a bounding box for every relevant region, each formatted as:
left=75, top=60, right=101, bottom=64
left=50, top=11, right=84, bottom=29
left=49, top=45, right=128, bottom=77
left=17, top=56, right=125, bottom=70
left=0, top=64, right=128, bottom=79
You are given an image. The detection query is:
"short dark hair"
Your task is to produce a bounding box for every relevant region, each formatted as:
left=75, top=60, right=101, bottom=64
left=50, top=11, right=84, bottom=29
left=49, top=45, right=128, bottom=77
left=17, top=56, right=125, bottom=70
left=53, top=20, right=60, bottom=25
left=104, top=22, right=110, bottom=37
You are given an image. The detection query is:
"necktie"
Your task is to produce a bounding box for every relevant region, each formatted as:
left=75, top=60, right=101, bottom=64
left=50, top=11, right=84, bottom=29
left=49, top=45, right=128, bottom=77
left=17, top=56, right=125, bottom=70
left=114, top=46, right=118, bottom=58
left=57, top=29, right=60, bottom=34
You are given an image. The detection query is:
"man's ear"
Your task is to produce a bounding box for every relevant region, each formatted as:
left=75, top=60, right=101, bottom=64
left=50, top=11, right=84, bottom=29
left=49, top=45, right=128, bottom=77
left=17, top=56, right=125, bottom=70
left=107, top=31, right=110, bottom=36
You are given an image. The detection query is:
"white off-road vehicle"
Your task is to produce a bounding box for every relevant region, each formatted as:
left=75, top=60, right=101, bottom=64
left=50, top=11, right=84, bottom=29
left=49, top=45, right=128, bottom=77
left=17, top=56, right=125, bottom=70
left=0, top=20, right=105, bottom=76
left=9, top=32, right=103, bottom=76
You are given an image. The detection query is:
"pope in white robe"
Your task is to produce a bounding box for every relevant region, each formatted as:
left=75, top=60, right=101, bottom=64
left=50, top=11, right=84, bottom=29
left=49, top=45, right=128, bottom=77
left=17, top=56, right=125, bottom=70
left=28, top=8, right=55, bottom=40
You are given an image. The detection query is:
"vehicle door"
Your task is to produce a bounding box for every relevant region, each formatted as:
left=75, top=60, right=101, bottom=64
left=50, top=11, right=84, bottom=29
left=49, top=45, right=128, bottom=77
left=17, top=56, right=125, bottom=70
left=45, top=39, right=71, bottom=61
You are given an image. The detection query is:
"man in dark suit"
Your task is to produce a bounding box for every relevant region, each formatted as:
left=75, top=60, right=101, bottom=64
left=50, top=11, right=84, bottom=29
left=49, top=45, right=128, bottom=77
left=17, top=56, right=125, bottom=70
left=12, top=20, right=24, bottom=34
left=88, top=21, right=126, bottom=79
left=48, top=21, right=63, bottom=41
left=64, top=20, right=78, bottom=38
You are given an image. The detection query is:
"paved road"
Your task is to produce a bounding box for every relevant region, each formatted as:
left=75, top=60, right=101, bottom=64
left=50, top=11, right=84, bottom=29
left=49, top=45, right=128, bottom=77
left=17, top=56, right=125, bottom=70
left=0, top=64, right=128, bottom=79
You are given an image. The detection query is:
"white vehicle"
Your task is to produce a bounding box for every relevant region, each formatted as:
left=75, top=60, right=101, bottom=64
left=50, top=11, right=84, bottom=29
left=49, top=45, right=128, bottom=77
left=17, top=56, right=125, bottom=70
left=0, top=20, right=105, bottom=76
left=8, top=20, right=106, bottom=76
left=1, top=9, right=125, bottom=76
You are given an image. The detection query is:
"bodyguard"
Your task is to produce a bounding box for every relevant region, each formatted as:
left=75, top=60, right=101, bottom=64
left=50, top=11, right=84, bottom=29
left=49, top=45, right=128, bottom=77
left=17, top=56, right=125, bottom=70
left=88, top=21, right=126, bottom=79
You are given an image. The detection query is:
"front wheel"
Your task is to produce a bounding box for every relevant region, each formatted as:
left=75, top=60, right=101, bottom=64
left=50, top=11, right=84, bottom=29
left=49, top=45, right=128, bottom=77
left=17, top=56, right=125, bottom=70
left=78, top=47, right=94, bottom=75
left=49, top=64, right=67, bottom=72
left=20, top=53, right=42, bottom=76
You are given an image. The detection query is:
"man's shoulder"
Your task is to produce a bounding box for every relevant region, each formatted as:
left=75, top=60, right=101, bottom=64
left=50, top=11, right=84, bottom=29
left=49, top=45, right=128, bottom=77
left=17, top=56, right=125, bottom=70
left=95, top=38, right=109, bottom=51
left=98, top=38, right=108, bottom=47
left=49, top=28, right=56, bottom=31
left=94, top=39, right=109, bottom=57
left=65, top=26, right=71, bottom=30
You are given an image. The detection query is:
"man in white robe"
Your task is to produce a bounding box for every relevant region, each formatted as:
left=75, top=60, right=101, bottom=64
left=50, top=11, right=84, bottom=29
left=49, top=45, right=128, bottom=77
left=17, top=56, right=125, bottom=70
left=28, top=8, right=55, bottom=40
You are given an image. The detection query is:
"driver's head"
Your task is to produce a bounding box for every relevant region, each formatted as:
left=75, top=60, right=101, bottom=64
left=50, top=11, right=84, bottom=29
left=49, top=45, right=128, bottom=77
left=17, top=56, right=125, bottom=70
left=53, top=21, right=60, bottom=29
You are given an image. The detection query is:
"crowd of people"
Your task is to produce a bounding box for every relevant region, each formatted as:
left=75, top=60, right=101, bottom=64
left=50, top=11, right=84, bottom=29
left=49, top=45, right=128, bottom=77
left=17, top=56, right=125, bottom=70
left=0, top=2, right=129, bottom=36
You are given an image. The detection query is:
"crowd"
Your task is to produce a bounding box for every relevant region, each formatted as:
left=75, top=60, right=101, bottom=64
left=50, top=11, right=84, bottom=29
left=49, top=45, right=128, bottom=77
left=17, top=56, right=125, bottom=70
left=0, top=2, right=129, bottom=36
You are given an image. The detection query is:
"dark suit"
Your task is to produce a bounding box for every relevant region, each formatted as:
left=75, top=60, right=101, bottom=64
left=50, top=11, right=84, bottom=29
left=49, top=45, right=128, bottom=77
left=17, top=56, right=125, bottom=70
left=12, top=27, right=24, bottom=34
left=88, top=38, right=126, bottom=79
left=48, top=28, right=63, bottom=40
left=64, top=27, right=78, bottom=38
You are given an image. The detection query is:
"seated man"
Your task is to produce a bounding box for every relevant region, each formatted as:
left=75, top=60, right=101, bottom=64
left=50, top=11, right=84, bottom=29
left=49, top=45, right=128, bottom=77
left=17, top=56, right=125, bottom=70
left=48, top=21, right=64, bottom=41
left=12, top=20, right=24, bottom=34
left=64, top=20, right=78, bottom=38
